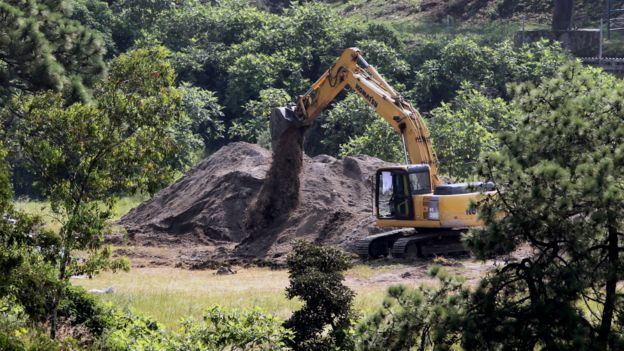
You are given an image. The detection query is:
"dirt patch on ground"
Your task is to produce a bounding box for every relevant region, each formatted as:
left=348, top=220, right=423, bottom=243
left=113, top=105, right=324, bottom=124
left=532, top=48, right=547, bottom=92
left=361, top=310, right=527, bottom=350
left=119, top=142, right=394, bottom=265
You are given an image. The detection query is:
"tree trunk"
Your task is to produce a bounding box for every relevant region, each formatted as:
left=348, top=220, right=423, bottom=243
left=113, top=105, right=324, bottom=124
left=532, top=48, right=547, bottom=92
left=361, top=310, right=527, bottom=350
left=50, top=247, right=70, bottom=339
left=598, top=221, right=618, bottom=349
left=552, top=0, right=574, bottom=31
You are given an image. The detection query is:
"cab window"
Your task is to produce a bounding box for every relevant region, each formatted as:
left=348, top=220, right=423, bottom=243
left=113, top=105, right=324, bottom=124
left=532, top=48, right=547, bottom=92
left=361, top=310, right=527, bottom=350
left=408, top=171, right=431, bottom=195
left=376, top=170, right=414, bottom=220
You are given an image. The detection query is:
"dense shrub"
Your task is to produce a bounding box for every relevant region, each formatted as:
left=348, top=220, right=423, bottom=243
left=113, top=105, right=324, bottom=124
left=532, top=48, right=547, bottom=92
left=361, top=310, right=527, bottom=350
left=94, top=310, right=172, bottom=351
left=94, top=305, right=292, bottom=351
left=59, top=286, right=114, bottom=336
left=179, top=306, right=293, bottom=351
left=408, top=38, right=569, bottom=111
left=284, top=241, right=355, bottom=351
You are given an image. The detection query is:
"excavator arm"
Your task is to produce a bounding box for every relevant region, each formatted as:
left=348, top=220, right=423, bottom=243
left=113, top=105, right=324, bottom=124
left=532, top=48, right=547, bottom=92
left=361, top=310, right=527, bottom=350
left=271, top=47, right=441, bottom=187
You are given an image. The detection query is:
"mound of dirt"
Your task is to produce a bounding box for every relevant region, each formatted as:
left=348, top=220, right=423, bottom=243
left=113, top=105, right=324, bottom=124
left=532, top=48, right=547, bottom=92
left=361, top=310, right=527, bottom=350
left=120, top=142, right=394, bottom=262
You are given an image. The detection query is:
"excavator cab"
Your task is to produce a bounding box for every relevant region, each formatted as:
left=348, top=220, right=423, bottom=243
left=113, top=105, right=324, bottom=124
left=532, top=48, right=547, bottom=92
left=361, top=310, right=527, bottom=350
left=375, top=165, right=432, bottom=220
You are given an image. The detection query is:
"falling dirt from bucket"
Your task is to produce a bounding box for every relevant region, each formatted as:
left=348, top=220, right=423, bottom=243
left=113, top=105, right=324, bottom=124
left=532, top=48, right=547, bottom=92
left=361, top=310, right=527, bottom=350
left=243, top=125, right=305, bottom=242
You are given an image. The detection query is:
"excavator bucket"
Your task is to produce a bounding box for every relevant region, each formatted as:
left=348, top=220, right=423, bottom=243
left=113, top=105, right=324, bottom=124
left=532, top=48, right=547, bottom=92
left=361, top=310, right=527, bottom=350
left=270, top=107, right=303, bottom=150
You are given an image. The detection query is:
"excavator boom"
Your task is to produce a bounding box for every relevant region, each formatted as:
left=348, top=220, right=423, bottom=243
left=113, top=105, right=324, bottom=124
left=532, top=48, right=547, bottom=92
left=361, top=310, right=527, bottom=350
left=271, top=47, right=441, bottom=187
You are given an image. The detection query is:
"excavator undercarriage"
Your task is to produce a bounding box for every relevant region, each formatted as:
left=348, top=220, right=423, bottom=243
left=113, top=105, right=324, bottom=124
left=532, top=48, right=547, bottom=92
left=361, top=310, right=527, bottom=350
left=354, top=229, right=467, bottom=260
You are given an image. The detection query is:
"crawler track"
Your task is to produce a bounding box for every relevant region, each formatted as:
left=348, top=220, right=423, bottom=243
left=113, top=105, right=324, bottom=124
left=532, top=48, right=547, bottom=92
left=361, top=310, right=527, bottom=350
left=355, top=229, right=468, bottom=260
left=355, top=229, right=412, bottom=259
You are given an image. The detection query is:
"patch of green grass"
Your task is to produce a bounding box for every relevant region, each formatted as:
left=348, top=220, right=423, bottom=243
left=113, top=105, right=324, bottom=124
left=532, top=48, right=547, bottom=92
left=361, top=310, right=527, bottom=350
left=72, top=266, right=410, bottom=328
left=111, top=194, right=149, bottom=221
left=14, top=195, right=148, bottom=231
left=14, top=200, right=61, bottom=232
left=73, top=268, right=298, bottom=328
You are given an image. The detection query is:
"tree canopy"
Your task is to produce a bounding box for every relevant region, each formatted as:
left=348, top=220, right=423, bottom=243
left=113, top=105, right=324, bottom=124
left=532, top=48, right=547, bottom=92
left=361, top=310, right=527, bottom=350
left=463, top=63, right=624, bottom=350
left=0, top=0, right=106, bottom=104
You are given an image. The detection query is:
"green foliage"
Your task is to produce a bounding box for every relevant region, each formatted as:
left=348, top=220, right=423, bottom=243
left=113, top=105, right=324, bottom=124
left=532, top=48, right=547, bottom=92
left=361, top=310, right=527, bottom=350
left=225, top=51, right=305, bottom=116
left=429, top=84, right=518, bottom=179
left=95, top=305, right=292, bottom=351
left=409, top=38, right=569, bottom=111
left=0, top=0, right=106, bottom=103
left=357, top=267, right=469, bottom=351
left=179, top=83, right=225, bottom=152
left=0, top=297, right=30, bottom=351
left=320, top=93, right=403, bottom=162
left=95, top=309, right=171, bottom=351
left=0, top=144, right=11, bottom=206
left=320, top=93, right=377, bottom=156
left=111, top=0, right=176, bottom=52
left=178, top=306, right=293, bottom=351
left=0, top=243, right=60, bottom=323
left=339, top=118, right=404, bottom=163
left=462, top=63, right=624, bottom=350
left=2, top=46, right=194, bottom=337
left=230, top=88, right=292, bottom=148
left=285, top=240, right=355, bottom=351
left=354, top=39, right=410, bottom=89
left=116, top=0, right=412, bottom=154
left=0, top=144, right=60, bottom=324
left=99, top=0, right=572, bottom=161
left=59, top=286, right=114, bottom=336
left=0, top=298, right=63, bottom=351
left=70, top=0, right=116, bottom=55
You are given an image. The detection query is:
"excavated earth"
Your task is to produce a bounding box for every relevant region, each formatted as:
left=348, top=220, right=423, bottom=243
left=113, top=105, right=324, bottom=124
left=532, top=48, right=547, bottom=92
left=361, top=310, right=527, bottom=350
left=118, top=142, right=396, bottom=268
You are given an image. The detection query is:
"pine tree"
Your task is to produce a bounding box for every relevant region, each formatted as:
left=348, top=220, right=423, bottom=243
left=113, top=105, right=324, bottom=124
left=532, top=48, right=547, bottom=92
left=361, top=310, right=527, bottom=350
left=0, top=0, right=106, bottom=104
left=462, top=62, right=624, bottom=350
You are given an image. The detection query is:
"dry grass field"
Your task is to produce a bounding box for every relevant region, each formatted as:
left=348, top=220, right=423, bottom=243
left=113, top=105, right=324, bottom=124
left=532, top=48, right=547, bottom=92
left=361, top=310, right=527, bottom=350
left=71, top=265, right=437, bottom=328
left=18, top=195, right=490, bottom=329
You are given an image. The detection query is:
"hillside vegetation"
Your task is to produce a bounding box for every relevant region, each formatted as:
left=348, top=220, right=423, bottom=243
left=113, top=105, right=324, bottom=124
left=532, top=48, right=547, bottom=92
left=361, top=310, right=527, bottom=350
left=3, top=0, right=624, bottom=349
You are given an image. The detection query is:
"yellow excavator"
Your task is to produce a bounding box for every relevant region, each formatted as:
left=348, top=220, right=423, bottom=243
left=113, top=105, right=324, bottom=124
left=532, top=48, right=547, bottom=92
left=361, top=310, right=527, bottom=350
left=270, top=47, right=495, bottom=259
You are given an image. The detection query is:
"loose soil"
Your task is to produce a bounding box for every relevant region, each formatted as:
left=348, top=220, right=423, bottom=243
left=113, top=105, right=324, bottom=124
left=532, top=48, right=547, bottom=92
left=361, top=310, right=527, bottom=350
left=119, top=142, right=395, bottom=266
left=244, top=126, right=305, bottom=242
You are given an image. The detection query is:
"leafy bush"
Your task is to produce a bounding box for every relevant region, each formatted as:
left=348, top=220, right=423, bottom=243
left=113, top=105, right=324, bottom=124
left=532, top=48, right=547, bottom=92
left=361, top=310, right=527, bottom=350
left=338, top=117, right=404, bottom=163
left=59, top=286, right=114, bottom=336
left=0, top=297, right=63, bottom=351
left=179, top=84, right=225, bottom=153
left=230, top=88, right=292, bottom=148
left=95, top=305, right=292, bottom=351
left=94, top=310, right=172, bottom=351
left=0, top=297, right=30, bottom=351
left=316, top=92, right=403, bottom=162
left=179, top=306, right=293, bottom=351
left=320, top=93, right=379, bottom=156
left=409, top=38, right=569, bottom=111
left=284, top=241, right=355, bottom=351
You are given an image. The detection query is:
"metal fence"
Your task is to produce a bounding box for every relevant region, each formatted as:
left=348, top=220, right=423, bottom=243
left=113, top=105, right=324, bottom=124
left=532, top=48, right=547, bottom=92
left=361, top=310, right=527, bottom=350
left=607, top=0, right=624, bottom=38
